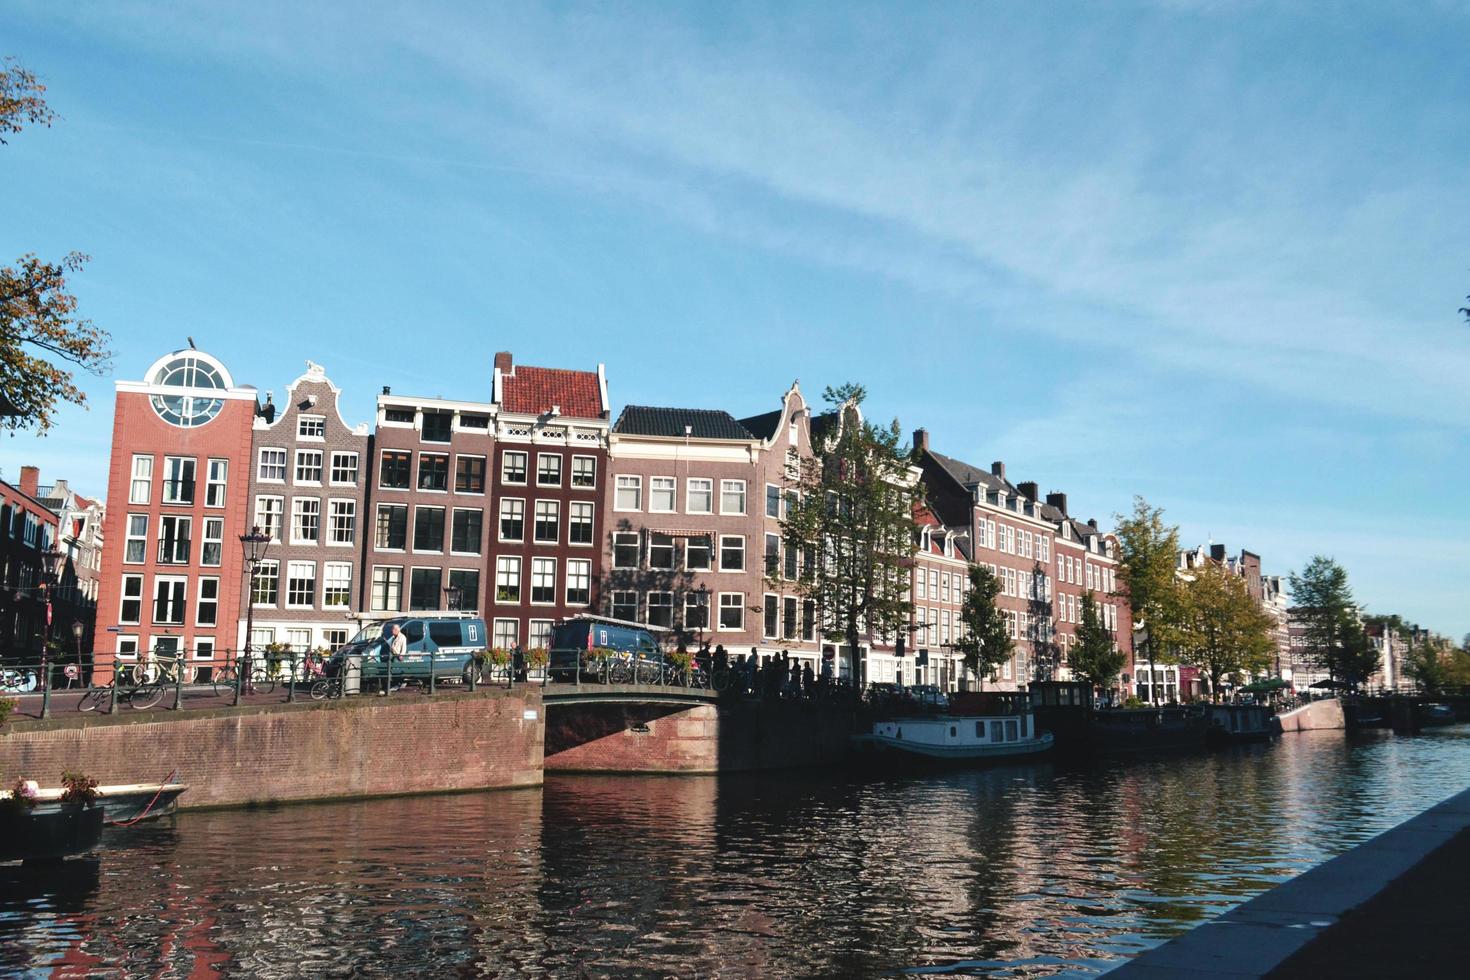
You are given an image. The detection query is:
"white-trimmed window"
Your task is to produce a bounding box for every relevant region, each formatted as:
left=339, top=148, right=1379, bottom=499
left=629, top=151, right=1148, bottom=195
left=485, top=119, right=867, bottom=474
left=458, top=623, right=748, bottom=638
left=255, top=496, right=283, bottom=542
left=157, top=515, right=191, bottom=565
left=764, top=533, right=780, bottom=576
left=329, top=499, right=356, bottom=545
left=124, top=515, right=148, bottom=564
left=194, top=638, right=216, bottom=662
left=571, top=455, right=596, bottom=488
left=371, top=566, right=402, bottom=612
left=686, top=534, right=712, bottom=571
left=119, top=574, right=143, bottom=624
left=611, top=590, right=638, bottom=621
left=569, top=501, right=594, bottom=546
left=413, top=506, right=445, bottom=552
left=531, top=557, right=556, bottom=604
left=330, top=452, right=359, bottom=485
left=498, top=498, right=524, bottom=541
left=529, top=619, right=554, bottom=651
left=493, top=618, right=518, bottom=650
left=297, top=415, right=325, bottom=440
left=418, top=453, right=449, bottom=492
left=720, top=535, right=745, bottom=572
left=685, top=592, right=709, bottom=632
left=129, top=455, right=153, bottom=504
left=286, top=561, right=316, bottom=608
left=720, top=479, right=746, bottom=515
left=649, top=476, right=676, bottom=512
left=252, top=559, right=280, bottom=606
left=766, top=484, right=781, bottom=518
left=375, top=504, right=407, bottom=549
left=295, top=449, right=323, bottom=484
left=719, top=593, right=744, bottom=631
left=917, top=569, right=927, bottom=599
left=537, top=453, right=562, bottom=486
left=153, top=576, right=188, bottom=624
left=258, top=448, right=287, bottom=482
left=615, top=475, right=642, bottom=511
left=534, top=500, right=560, bottom=543
left=649, top=533, right=676, bottom=570
left=763, top=594, right=778, bottom=638
left=447, top=569, right=479, bottom=610
left=455, top=455, right=486, bottom=494
left=451, top=508, right=482, bottom=554
left=501, top=451, right=528, bottom=485
left=323, top=562, right=352, bottom=608
left=611, top=531, right=638, bottom=569
left=496, top=556, right=521, bottom=603
left=687, top=478, right=713, bottom=514
left=201, top=517, right=224, bottom=566
left=116, top=635, right=139, bottom=661
left=205, top=459, right=228, bottom=507
left=566, top=559, right=591, bottom=606
left=292, top=497, right=321, bottom=544
left=648, top=591, right=674, bottom=628
left=285, top=628, right=312, bottom=651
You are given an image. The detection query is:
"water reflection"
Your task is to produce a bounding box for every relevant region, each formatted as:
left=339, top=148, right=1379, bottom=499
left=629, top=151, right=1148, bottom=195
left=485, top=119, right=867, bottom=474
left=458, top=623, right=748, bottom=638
left=0, top=728, right=1465, bottom=976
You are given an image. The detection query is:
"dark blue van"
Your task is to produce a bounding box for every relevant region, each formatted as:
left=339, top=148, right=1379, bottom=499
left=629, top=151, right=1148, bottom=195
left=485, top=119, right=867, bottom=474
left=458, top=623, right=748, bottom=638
left=334, top=614, right=488, bottom=686
left=548, top=615, right=665, bottom=680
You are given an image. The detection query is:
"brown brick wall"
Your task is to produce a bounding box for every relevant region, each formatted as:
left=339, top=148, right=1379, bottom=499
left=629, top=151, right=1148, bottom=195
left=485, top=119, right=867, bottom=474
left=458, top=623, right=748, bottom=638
left=0, top=689, right=543, bottom=808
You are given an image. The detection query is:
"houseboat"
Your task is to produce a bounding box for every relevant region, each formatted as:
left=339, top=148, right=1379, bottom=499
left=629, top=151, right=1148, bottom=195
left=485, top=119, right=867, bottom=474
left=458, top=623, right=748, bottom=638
left=1205, top=703, right=1281, bottom=744
left=2, top=782, right=188, bottom=825
left=852, top=693, right=1053, bottom=765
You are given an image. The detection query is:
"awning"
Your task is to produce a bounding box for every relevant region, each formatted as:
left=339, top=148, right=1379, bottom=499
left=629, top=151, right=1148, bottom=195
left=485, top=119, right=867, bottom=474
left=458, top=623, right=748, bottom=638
left=650, top=529, right=713, bottom=539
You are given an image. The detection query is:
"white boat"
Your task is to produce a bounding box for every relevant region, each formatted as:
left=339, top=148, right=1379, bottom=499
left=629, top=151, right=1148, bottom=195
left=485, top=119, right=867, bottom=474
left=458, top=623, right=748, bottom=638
left=2, top=783, right=188, bottom=824
left=852, top=712, right=1054, bottom=764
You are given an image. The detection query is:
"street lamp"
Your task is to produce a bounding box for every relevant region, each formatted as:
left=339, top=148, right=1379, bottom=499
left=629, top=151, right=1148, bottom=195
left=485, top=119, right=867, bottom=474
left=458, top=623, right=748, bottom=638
left=443, top=584, right=462, bottom=611
left=238, top=526, right=271, bottom=704
left=39, top=547, right=65, bottom=698
left=71, top=620, right=84, bottom=685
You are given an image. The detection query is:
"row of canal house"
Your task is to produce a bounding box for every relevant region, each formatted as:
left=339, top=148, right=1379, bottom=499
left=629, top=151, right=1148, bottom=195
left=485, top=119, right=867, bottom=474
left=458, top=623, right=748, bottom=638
left=91, top=343, right=1132, bottom=694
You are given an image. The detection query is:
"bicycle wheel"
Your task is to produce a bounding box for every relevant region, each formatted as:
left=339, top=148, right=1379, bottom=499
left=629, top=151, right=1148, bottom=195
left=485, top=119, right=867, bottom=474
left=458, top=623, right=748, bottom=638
left=635, top=661, right=661, bottom=686
left=130, top=683, right=165, bottom=710
left=78, top=687, right=107, bottom=712
left=213, top=667, right=238, bottom=698
left=711, top=669, right=731, bottom=693
left=133, top=662, right=160, bottom=685
left=250, top=670, right=276, bottom=695
left=310, top=679, right=332, bottom=701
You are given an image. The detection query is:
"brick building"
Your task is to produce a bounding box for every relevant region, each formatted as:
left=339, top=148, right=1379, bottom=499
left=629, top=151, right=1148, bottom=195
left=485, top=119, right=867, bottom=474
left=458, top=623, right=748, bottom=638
left=33, top=470, right=105, bottom=656
left=604, top=383, right=818, bottom=667
left=93, top=348, right=259, bottom=679
left=486, top=351, right=610, bottom=651
left=1, top=469, right=62, bottom=661
left=909, top=503, right=971, bottom=691
left=245, top=361, right=372, bottom=654
left=1039, top=494, right=1128, bottom=692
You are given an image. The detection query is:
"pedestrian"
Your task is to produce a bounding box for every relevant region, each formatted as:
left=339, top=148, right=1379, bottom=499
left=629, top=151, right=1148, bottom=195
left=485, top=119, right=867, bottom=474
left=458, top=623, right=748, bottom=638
left=802, top=662, right=815, bottom=698
left=382, top=622, right=406, bottom=695
left=513, top=644, right=527, bottom=682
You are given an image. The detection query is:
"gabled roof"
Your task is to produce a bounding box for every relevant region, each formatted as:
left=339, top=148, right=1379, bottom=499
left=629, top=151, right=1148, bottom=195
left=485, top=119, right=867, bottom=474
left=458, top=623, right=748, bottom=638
left=499, top=365, right=605, bottom=419
left=925, top=449, right=1016, bottom=495
left=737, top=408, right=782, bottom=441
left=614, top=406, right=755, bottom=440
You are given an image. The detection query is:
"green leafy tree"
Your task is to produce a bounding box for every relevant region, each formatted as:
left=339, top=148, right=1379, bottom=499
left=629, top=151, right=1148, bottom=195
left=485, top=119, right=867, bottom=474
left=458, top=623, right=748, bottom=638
left=780, top=383, right=915, bottom=685
left=1112, top=496, right=1184, bottom=704
left=1072, top=591, right=1125, bottom=698
left=953, top=564, right=1013, bottom=687
left=1, top=57, right=111, bottom=433
left=1338, top=622, right=1381, bottom=690
left=1287, top=556, right=1361, bottom=688
left=1178, top=563, right=1277, bottom=701
left=1403, top=637, right=1453, bottom=696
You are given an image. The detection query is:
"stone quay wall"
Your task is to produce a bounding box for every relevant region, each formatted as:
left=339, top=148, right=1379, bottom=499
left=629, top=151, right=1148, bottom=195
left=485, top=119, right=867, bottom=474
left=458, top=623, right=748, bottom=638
left=544, top=699, right=855, bottom=774
left=0, top=689, right=544, bottom=809
left=1277, top=697, right=1345, bottom=732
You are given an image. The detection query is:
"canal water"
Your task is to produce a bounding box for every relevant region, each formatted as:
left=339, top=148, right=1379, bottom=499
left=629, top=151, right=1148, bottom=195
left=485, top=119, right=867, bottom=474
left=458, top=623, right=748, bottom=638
left=3, top=727, right=1468, bottom=977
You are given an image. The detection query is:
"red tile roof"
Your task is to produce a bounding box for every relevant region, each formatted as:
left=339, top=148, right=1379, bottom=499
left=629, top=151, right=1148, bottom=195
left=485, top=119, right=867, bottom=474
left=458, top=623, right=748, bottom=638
left=499, top=365, right=603, bottom=419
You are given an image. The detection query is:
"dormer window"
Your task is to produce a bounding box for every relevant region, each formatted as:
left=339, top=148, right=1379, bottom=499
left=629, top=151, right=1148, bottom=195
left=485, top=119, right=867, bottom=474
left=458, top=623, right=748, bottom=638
left=384, top=406, right=415, bottom=424
left=297, top=415, right=325, bottom=440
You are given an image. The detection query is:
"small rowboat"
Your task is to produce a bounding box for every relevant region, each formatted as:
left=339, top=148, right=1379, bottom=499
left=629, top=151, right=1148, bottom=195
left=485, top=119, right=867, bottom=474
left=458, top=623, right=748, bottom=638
left=2, top=783, right=188, bottom=825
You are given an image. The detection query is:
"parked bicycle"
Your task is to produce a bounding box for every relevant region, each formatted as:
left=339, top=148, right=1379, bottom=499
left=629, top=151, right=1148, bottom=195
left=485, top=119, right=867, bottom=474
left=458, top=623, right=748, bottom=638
left=78, top=677, right=166, bottom=712
left=129, top=655, right=194, bottom=686
left=212, top=662, right=277, bottom=698
left=309, top=672, right=345, bottom=701
left=0, top=668, right=38, bottom=694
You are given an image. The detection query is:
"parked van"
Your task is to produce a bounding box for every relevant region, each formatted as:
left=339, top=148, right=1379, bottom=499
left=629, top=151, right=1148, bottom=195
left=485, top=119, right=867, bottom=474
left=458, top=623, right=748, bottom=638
left=333, top=613, right=488, bottom=688
left=548, top=615, right=666, bottom=680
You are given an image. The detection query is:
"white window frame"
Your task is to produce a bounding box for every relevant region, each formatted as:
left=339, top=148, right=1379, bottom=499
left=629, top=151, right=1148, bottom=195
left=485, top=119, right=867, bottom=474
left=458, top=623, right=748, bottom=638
left=119, top=574, right=144, bottom=625
left=649, top=476, right=676, bottom=513
left=294, top=449, right=324, bottom=485
left=330, top=451, right=359, bottom=486
left=718, top=592, right=745, bottom=631
left=498, top=497, right=525, bottom=542
left=205, top=458, right=228, bottom=508
left=328, top=498, right=356, bottom=546
left=536, top=453, right=563, bottom=487
left=495, top=556, right=522, bottom=604
left=566, top=559, right=591, bottom=606
left=297, top=414, right=326, bottom=440
left=720, top=479, right=746, bottom=515
left=291, top=497, right=321, bottom=544
left=501, top=450, right=528, bottom=485
left=531, top=557, right=557, bottom=605
left=257, top=447, right=287, bottom=483
left=568, top=501, right=594, bottom=547
left=255, top=495, right=284, bottom=543
left=201, top=517, right=224, bottom=567
left=686, top=477, right=713, bottom=514
left=719, top=534, right=745, bottom=572
left=129, top=455, right=153, bottom=504
left=152, top=575, right=188, bottom=625
left=371, top=565, right=403, bottom=612
left=323, top=561, right=353, bottom=609
left=533, top=499, right=560, bottom=544
left=614, top=474, right=642, bottom=511
left=571, top=455, right=597, bottom=489
left=124, top=515, right=148, bottom=565
left=286, top=561, right=317, bottom=609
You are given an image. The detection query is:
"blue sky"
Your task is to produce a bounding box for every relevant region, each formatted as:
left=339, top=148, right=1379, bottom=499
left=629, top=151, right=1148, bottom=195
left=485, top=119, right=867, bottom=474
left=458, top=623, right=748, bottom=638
left=4, top=1, right=1468, bottom=637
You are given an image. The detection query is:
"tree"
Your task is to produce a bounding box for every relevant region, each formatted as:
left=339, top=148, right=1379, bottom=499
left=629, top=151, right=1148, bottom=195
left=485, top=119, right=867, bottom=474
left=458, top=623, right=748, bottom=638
left=1403, top=637, right=1453, bottom=696
left=1287, top=556, right=1360, bottom=687
left=1177, top=563, right=1276, bottom=701
left=1, top=57, right=111, bottom=433
left=953, top=564, right=1013, bottom=687
left=780, top=384, right=915, bottom=685
left=1072, top=590, right=1125, bottom=699
left=1112, top=496, right=1184, bottom=703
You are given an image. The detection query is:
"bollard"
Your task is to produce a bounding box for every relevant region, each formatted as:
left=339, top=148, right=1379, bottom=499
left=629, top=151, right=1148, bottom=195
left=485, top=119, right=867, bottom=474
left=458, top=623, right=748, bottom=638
left=106, top=667, right=118, bottom=715
left=429, top=650, right=437, bottom=696
left=288, top=649, right=297, bottom=703
left=383, top=653, right=392, bottom=697
left=173, top=658, right=184, bottom=710
left=233, top=650, right=243, bottom=707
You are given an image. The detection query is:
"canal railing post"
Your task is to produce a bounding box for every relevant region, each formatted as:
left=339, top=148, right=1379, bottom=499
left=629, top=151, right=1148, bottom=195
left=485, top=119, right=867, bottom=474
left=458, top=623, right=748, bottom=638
left=287, top=649, right=297, bottom=703
left=429, top=650, right=437, bottom=696
left=40, top=659, right=51, bottom=719
left=469, top=653, right=478, bottom=693
left=106, top=665, right=118, bottom=714
left=173, top=655, right=184, bottom=710
left=233, top=649, right=244, bottom=706
left=384, top=651, right=392, bottom=697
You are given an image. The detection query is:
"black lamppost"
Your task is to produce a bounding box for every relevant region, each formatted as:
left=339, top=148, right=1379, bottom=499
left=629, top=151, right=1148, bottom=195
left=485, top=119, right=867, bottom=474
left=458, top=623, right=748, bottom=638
left=696, top=584, right=709, bottom=649
left=444, top=584, right=462, bottom=611
left=71, top=620, right=84, bottom=686
left=39, top=547, right=65, bottom=706
left=237, top=526, right=271, bottom=705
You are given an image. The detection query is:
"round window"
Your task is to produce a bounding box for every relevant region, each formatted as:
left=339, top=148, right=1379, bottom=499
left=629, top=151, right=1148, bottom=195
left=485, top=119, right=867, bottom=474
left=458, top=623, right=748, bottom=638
left=149, top=355, right=226, bottom=427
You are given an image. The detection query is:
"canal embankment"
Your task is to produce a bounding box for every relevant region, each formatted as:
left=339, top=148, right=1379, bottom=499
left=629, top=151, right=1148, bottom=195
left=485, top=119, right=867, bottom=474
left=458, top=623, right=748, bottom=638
left=1275, top=698, right=1344, bottom=732
left=1106, top=783, right=1470, bottom=978
left=0, top=688, right=544, bottom=808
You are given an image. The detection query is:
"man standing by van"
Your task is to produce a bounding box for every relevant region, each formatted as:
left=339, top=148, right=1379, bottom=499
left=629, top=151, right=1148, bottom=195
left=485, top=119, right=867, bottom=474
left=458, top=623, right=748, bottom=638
left=381, top=623, right=407, bottom=695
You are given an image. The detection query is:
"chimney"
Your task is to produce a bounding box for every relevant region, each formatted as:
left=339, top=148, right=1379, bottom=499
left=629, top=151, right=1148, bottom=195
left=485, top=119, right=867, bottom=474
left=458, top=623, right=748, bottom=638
left=991, top=460, right=1005, bottom=481
left=1046, top=491, right=1068, bottom=516
left=494, top=351, right=513, bottom=375
left=1087, top=518, right=1099, bottom=531
left=19, top=465, right=39, bottom=498
left=382, top=385, right=391, bottom=395
left=1210, top=543, right=1227, bottom=562
left=912, top=428, right=929, bottom=454
left=1017, top=481, right=1038, bottom=501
